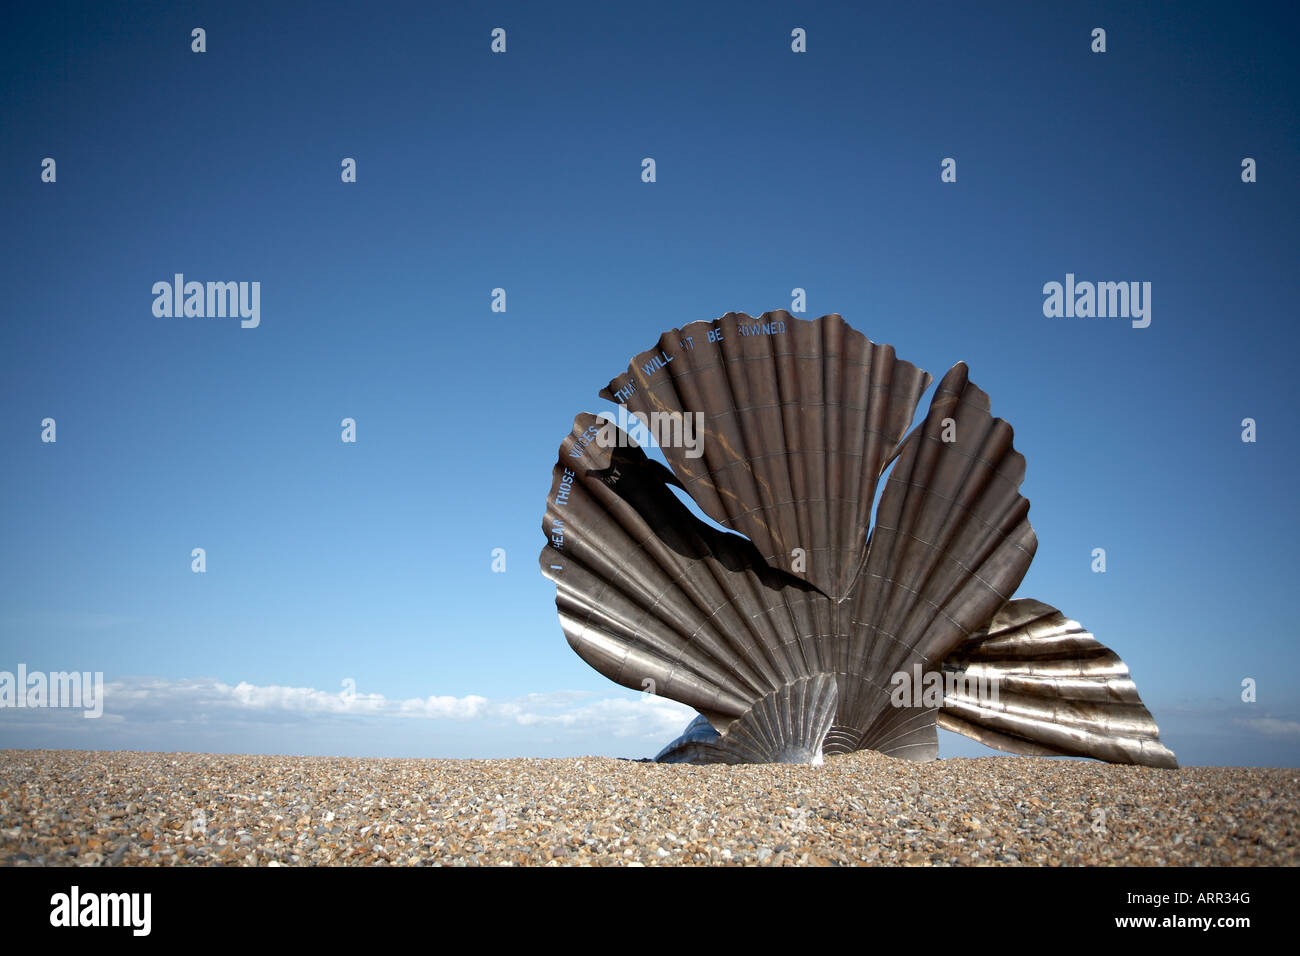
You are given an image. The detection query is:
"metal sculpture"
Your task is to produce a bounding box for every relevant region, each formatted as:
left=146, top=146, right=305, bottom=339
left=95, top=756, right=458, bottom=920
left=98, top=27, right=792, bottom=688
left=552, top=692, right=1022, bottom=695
left=539, top=312, right=1177, bottom=768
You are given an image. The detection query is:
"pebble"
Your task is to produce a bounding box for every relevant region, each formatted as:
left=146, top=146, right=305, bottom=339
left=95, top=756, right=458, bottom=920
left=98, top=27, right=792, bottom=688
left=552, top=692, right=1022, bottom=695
left=0, top=749, right=1294, bottom=866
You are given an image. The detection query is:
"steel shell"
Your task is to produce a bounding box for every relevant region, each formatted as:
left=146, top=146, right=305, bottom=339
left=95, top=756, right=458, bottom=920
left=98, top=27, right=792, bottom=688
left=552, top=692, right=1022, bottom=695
left=541, top=312, right=1176, bottom=768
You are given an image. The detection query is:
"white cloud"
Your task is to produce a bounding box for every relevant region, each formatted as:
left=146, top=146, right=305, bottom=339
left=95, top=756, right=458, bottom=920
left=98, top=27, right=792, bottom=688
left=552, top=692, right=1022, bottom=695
left=1234, top=716, right=1300, bottom=738
left=397, top=695, right=490, bottom=719
left=500, top=691, right=693, bottom=738
left=2, top=675, right=695, bottom=740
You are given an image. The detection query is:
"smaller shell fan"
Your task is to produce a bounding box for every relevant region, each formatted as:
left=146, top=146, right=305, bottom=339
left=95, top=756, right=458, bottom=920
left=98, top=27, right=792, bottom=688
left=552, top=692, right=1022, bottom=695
left=655, top=675, right=839, bottom=765
left=937, top=599, right=1178, bottom=768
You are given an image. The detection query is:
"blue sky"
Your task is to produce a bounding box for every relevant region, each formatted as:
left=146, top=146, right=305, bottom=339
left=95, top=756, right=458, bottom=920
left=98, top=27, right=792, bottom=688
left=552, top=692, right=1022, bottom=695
left=1, top=1, right=1297, bottom=764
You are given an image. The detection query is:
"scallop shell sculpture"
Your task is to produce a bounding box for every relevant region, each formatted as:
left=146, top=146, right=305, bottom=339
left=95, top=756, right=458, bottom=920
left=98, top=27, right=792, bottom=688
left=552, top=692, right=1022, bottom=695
left=539, top=312, right=1177, bottom=768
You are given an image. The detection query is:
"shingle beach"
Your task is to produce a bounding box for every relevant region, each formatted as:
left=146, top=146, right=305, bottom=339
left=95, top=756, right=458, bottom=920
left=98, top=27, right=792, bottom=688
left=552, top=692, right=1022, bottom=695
left=1, top=750, right=1294, bottom=866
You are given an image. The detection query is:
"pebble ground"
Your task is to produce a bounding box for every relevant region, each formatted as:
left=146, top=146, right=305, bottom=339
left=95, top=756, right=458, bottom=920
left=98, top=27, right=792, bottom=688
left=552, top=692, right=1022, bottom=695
left=1, top=749, right=1294, bottom=866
